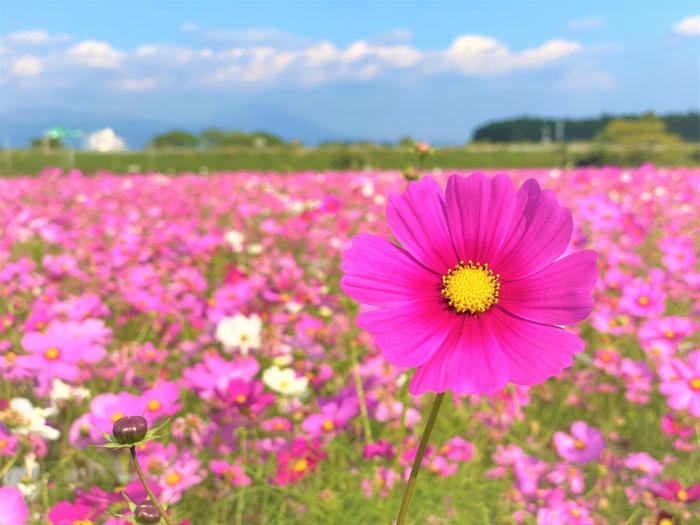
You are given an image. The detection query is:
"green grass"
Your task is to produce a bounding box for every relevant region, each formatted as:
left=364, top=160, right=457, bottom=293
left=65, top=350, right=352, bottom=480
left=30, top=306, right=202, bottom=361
left=1, top=143, right=699, bottom=176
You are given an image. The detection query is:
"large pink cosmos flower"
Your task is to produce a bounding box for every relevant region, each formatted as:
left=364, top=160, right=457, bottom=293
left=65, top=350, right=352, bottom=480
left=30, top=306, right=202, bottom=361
left=341, top=173, right=597, bottom=394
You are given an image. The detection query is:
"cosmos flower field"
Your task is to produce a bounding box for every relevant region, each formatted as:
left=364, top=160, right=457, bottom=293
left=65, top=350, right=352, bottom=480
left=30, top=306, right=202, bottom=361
left=0, top=165, right=699, bottom=524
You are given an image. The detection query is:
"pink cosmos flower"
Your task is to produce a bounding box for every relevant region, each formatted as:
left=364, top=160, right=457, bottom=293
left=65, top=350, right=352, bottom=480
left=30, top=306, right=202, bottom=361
left=273, top=438, right=326, bottom=485
left=659, top=350, right=700, bottom=417
left=139, top=380, right=182, bottom=424
left=0, top=486, right=28, bottom=525
left=651, top=479, right=700, bottom=503
left=210, top=459, right=252, bottom=487
left=48, top=500, right=95, bottom=525
left=342, top=174, right=597, bottom=394
left=553, top=421, right=605, bottom=464
left=301, top=398, right=358, bottom=437
left=0, top=424, right=18, bottom=456
left=18, top=319, right=107, bottom=385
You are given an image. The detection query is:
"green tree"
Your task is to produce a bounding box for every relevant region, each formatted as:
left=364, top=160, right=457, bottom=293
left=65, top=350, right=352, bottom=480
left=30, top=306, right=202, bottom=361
left=150, top=130, right=200, bottom=149
left=594, top=114, right=682, bottom=146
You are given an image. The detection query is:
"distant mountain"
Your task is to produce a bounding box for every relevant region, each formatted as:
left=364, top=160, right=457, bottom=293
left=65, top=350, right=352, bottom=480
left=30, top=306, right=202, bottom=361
left=0, top=106, right=350, bottom=148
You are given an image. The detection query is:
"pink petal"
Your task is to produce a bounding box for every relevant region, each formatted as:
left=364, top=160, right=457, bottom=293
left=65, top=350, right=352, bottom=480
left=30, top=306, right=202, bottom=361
left=386, top=177, right=457, bottom=273
left=340, top=234, right=439, bottom=307
left=499, top=250, right=598, bottom=325
left=444, top=173, right=517, bottom=263
left=488, top=307, right=584, bottom=385
left=492, top=179, right=573, bottom=280
left=357, top=300, right=456, bottom=368
left=409, top=315, right=509, bottom=395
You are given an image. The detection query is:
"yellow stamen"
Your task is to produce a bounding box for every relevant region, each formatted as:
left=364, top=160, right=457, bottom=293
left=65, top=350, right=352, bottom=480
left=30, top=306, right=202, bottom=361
left=569, top=508, right=582, bottom=517
left=664, top=329, right=676, bottom=339
left=147, top=400, right=161, bottom=412
left=44, top=347, right=60, bottom=360
left=111, top=411, right=125, bottom=423
left=322, top=419, right=334, bottom=432
left=690, top=378, right=700, bottom=391
left=165, top=471, right=182, bottom=486
left=292, top=458, right=309, bottom=472
left=235, top=394, right=247, bottom=404
left=441, top=261, right=500, bottom=314
left=573, top=439, right=586, bottom=450
left=5, top=351, right=16, bottom=364
left=637, top=296, right=649, bottom=306
left=677, top=489, right=688, bottom=501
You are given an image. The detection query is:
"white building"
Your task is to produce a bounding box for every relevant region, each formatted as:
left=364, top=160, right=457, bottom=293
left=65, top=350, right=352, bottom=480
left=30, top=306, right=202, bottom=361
left=85, top=128, right=127, bottom=152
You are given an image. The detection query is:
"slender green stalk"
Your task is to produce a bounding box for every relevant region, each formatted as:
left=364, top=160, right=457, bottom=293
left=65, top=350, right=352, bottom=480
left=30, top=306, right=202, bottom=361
left=351, top=341, right=374, bottom=443
left=130, top=446, right=175, bottom=525
left=395, top=392, right=445, bottom=525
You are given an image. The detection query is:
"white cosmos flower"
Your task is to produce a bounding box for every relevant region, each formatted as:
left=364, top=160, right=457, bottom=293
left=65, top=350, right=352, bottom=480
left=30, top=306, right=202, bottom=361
left=8, top=398, right=60, bottom=441
left=215, top=314, right=262, bottom=355
left=262, top=366, right=308, bottom=397
left=50, top=378, right=90, bottom=403
left=223, top=230, right=245, bottom=252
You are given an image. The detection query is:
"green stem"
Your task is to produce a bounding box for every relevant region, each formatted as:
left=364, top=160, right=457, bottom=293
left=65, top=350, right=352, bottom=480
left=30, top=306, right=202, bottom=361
left=351, top=341, right=373, bottom=443
left=395, top=392, right=445, bottom=525
left=130, top=446, right=175, bottom=525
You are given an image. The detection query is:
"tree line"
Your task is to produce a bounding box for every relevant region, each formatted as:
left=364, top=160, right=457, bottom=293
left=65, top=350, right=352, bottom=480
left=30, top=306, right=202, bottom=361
left=472, top=111, right=700, bottom=143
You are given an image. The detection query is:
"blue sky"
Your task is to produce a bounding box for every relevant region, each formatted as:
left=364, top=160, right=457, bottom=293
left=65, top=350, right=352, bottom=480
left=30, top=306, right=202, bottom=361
left=1, top=1, right=699, bottom=144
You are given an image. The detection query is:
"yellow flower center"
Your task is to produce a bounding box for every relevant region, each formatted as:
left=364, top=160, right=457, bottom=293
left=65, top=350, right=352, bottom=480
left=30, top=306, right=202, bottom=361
left=0, top=439, right=8, bottom=449
left=111, top=411, right=125, bottom=423
left=147, top=400, right=161, bottom=412
left=322, top=419, right=335, bottom=432
left=44, top=347, right=61, bottom=360
left=573, top=439, right=586, bottom=450
left=569, top=508, right=582, bottom=518
left=664, top=329, right=676, bottom=339
left=235, top=394, right=247, bottom=404
left=690, top=378, right=700, bottom=391
left=637, top=296, right=649, bottom=306
left=73, top=520, right=93, bottom=525
left=677, top=489, right=688, bottom=501
left=292, top=458, right=309, bottom=472
left=5, top=351, right=16, bottom=364
left=165, top=471, right=182, bottom=486
left=659, top=519, right=674, bottom=525
left=441, top=261, right=500, bottom=314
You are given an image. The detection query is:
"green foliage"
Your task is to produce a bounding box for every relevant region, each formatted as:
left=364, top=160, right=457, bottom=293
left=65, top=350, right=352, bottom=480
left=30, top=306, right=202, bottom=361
left=30, top=136, right=64, bottom=149
left=474, top=111, right=700, bottom=142
left=200, top=128, right=286, bottom=148
left=595, top=114, right=682, bottom=146
left=150, top=130, right=201, bottom=149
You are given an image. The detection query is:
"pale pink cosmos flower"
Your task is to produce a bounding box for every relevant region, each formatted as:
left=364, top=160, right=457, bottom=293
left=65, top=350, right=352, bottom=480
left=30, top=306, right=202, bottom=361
left=659, top=349, right=700, bottom=417
left=0, top=486, right=28, bottom=525
left=553, top=421, right=605, bottom=464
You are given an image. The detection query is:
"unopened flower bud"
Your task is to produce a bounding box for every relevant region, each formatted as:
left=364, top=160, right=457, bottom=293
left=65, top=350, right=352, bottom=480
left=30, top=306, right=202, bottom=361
left=112, top=415, right=148, bottom=444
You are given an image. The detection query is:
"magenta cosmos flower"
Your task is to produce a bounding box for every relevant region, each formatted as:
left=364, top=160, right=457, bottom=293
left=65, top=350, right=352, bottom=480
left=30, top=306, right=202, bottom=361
left=341, top=173, right=597, bottom=394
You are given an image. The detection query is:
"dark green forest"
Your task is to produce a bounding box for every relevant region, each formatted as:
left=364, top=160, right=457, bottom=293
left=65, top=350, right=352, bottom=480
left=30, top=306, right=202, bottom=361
left=473, top=112, right=700, bottom=142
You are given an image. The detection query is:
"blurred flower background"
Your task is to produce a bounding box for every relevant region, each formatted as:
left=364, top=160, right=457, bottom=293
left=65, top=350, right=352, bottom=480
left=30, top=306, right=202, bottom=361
left=0, top=1, right=699, bottom=524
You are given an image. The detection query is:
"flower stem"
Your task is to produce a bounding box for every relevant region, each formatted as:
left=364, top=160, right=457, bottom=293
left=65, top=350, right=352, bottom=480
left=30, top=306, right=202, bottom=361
left=351, top=341, right=373, bottom=443
left=130, top=446, right=174, bottom=525
left=395, top=392, right=445, bottom=525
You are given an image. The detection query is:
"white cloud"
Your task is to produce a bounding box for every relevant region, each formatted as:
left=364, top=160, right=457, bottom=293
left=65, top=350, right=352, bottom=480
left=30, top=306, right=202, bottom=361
left=2, top=27, right=584, bottom=91
left=67, top=40, right=122, bottom=69
left=673, top=15, right=700, bottom=36
left=112, top=77, right=158, bottom=91
left=181, top=21, right=198, bottom=33
left=4, top=30, right=71, bottom=45
left=444, top=36, right=580, bottom=75
left=558, top=68, right=613, bottom=92
left=11, top=55, right=42, bottom=76
left=569, top=17, right=604, bottom=30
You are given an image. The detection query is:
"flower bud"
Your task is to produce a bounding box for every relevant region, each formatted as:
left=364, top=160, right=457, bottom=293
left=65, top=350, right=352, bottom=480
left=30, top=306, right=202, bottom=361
left=134, top=500, right=161, bottom=524
left=112, top=415, right=148, bottom=444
